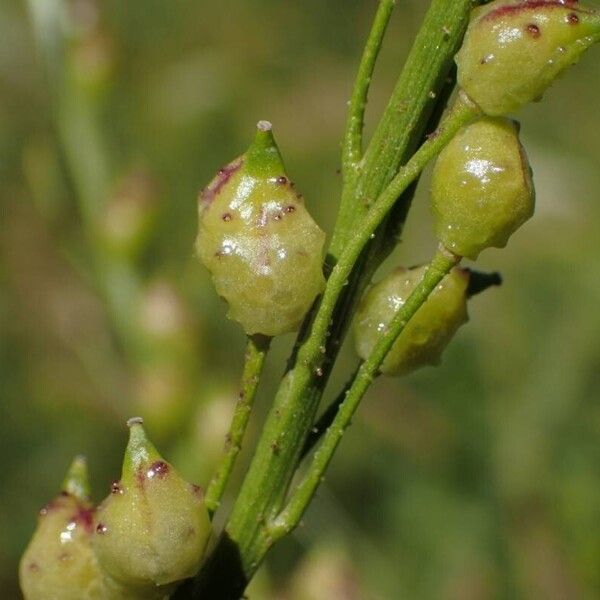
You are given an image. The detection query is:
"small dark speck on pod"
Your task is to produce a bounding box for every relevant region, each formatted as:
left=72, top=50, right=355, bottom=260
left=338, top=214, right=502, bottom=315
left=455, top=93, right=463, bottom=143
left=222, top=213, right=232, bottom=222
left=526, top=23, right=541, bottom=38
left=567, top=13, right=579, bottom=24
left=96, top=523, right=108, bottom=534
left=276, top=176, right=288, bottom=185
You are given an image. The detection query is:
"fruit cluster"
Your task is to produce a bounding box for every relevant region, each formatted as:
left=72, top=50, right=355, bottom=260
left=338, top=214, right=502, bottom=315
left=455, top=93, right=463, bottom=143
left=20, top=2, right=600, bottom=597
left=354, top=0, right=600, bottom=376
left=19, top=420, right=212, bottom=599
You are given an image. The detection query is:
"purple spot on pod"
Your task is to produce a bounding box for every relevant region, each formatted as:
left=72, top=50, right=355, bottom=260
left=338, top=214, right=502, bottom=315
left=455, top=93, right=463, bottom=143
left=276, top=176, right=288, bottom=185
left=526, top=23, right=541, bottom=37
left=147, top=461, right=169, bottom=479
left=111, top=480, right=122, bottom=494
left=485, top=1, right=584, bottom=22
left=73, top=507, right=94, bottom=532
left=567, top=12, right=579, bottom=23
left=199, top=157, right=243, bottom=208
left=222, top=213, right=232, bottom=222
left=96, top=523, right=107, bottom=534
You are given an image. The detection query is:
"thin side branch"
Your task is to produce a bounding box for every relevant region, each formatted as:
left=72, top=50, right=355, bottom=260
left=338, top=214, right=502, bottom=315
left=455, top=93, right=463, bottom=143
left=204, top=335, right=271, bottom=515
left=342, top=0, right=396, bottom=176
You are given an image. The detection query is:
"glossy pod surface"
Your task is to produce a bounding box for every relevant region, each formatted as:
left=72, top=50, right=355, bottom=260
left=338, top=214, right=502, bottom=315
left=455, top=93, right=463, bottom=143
left=196, top=122, right=325, bottom=336
left=431, top=117, right=535, bottom=259
left=354, top=266, right=469, bottom=376
left=457, top=0, right=600, bottom=115
left=92, top=419, right=212, bottom=593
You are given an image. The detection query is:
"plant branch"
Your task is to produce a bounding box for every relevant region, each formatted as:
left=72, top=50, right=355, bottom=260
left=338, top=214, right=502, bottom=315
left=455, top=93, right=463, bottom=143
left=331, top=0, right=484, bottom=259
left=270, top=247, right=461, bottom=538
left=186, top=3, right=483, bottom=597
left=298, top=93, right=478, bottom=380
left=342, top=0, right=396, bottom=176
left=204, top=335, right=271, bottom=516
left=223, top=91, right=479, bottom=576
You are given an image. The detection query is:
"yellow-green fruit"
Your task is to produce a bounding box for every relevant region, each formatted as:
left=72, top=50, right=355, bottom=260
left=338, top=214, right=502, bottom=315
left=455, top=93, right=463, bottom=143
left=19, top=457, right=120, bottom=600
left=457, top=0, right=600, bottom=115
left=92, top=418, right=212, bottom=591
left=431, top=117, right=535, bottom=259
left=196, top=121, right=326, bottom=336
left=354, top=266, right=469, bottom=376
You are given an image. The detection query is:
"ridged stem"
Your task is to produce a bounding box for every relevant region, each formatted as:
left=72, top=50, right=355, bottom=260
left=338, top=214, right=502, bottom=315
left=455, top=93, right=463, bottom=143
left=204, top=335, right=271, bottom=516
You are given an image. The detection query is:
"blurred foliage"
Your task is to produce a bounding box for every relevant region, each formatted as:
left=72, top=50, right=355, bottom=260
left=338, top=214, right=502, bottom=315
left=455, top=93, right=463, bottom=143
left=1, top=0, right=600, bottom=598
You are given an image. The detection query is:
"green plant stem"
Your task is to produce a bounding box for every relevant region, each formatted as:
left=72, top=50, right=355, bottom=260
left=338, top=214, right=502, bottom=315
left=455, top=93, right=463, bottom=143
left=342, top=0, right=396, bottom=176
left=204, top=335, right=271, bottom=516
left=183, top=3, right=484, bottom=597
left=332, top=0, right=483, bottom=259
left=270, top=247, right=461, bottom=538
left=222, top=92, right=479, bottom=578
left=301, top=374, right=356, bottom=460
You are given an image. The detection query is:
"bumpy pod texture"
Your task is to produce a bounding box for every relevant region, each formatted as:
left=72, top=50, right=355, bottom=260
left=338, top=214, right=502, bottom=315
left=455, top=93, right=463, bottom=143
left=354, top=266, right=469, bottom=376
left=92, top=419, right=212, bottom=593
left=19, top=457, right=122, bottom=600
left=456, top=0, right=600, bottom=115
left=196, top=121, right=326, bottom=336
left=431, top=117, right=535, bottom=259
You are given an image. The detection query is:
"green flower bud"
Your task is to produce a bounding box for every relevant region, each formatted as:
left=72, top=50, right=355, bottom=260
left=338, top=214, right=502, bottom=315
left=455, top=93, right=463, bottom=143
left=354, top=266, right=469, bottom=376
left=456, top=0, right=600, bottom=115
left=92, top=418, right=212, bottom=592
left=19, top=457, right=115, bottom=600
left=196, top=121, right=326, bottom=336
left=430, top=117, right=535, bottom=259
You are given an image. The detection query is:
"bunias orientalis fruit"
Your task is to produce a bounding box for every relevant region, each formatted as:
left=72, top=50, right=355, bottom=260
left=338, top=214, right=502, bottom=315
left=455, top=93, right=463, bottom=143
left=354, top=266, right=469, bottom=376
left=456, top=0, right=600, bottom=115
left=19, top=457, right=115, bottom=600
left=430, top=117, right=535, bottom=259
left=92, top=418, right=212, bottom=592
left=196, top=121, right=326, bottom=336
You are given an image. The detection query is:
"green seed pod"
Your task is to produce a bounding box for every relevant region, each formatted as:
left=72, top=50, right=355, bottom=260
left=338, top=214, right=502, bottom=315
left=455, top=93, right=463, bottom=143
left=196, top=121, right=326, bottom=336
left=19, top=457, right=116, bottom=600
left=92, top=418, right=212, bottom=592
left=354, top=266, right=469, bottom=376
left=430, top=117, right=535, bottom=259
left=456, top=0, right=600, bottom=115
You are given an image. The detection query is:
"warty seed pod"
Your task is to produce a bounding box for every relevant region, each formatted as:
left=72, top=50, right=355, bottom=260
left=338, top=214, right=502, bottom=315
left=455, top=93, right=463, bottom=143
left=196, top=121, right=326, bottom=336
left=456, top=0, right=600, bottom=115
left=354, top=266, right=470, bottom=376
left=430, top=117, right=535, bottom=259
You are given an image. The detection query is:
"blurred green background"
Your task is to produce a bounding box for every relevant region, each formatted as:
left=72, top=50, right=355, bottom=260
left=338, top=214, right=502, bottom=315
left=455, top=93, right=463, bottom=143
left=2, top=1, right=600, bottom=598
